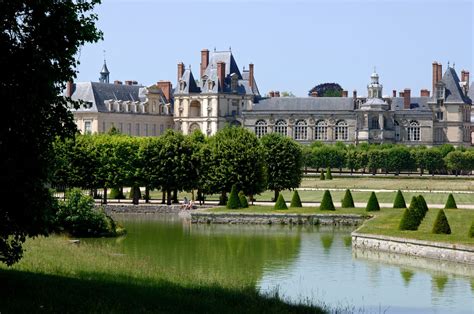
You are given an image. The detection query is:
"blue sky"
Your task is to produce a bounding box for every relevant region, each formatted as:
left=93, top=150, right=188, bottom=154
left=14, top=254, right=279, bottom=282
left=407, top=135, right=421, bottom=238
left=76, top=0, right=473, bottom=97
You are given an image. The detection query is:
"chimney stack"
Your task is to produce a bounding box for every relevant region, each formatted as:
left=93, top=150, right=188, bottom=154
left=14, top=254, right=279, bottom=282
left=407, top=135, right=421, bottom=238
left=353, top=90, right=357, bottom=99
left=461, top=70, right=470, bottom=84
left=437, top=63, right=442, bottom=87
left=399, top=91, right=404, bottom=97
left=217, top=61, right=226, bottom=91
left=342, top=90, right=348, bottom=97
left=124, top=80, right=133, bottom=86
left=200, top=49, right=209, bottom=78
left=432, top=62, right=438, bottom=94
left=177, top=62, right=185, bottom=84
left=403, top=88, right=411, bottom=109
left=274, top=91, right=280, bottom=97
left=66, top=80, right=73, bottom=97
left=420, top=89, right=430, bottom=97
left=269, top=91, right=275, bottom=97
left=249, top=63, right=254, bottom=91
left=392, top=90, right=397, bottom=97
left=157, top=81, right=172, bottom=103
left=114, top=80, right=122, bottom=85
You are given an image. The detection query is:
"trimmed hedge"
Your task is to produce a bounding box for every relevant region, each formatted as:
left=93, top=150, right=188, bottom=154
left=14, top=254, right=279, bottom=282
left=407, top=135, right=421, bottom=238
left=399, top=208, right=419, bottom=231
left=444, top=194, right=457, bottom=209
left=365, top=192, right=380, bottom=212
left=417, top=195, right=429, bottom=220
left=238, top=191, right=249, bottom=208
left=393, top=190, right=406, bottom=208
left=320, top=190, right=335, bottom=211
left=326, top=168, right=333, bottom=180
left=432, top=209, right=451, bottom=234
left=320, top=170, right=325, bottom=180
left=227, top=185, right=241, bottom=209
left=469, top=221, right=474, bottom=238
left=341, top=189, right=354, bottom=208
left=109, top=187, right=125, bottom=199
left=290, top=190, right=303, bottom=208
left=274, top=193, right=288, bottom=210
left=408, top=196, right=423, bottom=225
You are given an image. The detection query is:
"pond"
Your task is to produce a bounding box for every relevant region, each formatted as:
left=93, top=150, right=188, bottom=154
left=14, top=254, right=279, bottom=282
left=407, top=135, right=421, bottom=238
left=84, top=214, right=474, bottom=313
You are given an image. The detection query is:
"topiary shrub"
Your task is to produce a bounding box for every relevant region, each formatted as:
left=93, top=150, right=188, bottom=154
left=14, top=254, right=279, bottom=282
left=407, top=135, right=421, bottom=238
left=226, top=185, right=241, bottom=209
left=393, top=190, right=406, bottom=208
left=468, top=221, right=474, bottom=238
left=320, top=190, right=335, bottom=211
left=365, top=192, right=380, bottom=212
left=341, top=189, right=355, bottom=208
left=128, top=186, right=142, bottom=199
left=290, top=190, right=303, bottom=207
left=444, top=194, right=457, bottom=209
left=417, top=195, right=429, bottom=220
left=407, top=196, right=423, bottom=225
left=398, top=208, right=419, bottom=231
left=432, top=209, right=451, bottom=234
left=109, top=187, right=125, bottom=199
left=238, top=191, right=249, bottom=208
left=274, top=193, right=288, bottom=210
left=326, top=168, right=333, bottom=180
left=320, top=169, right=325, bottom=180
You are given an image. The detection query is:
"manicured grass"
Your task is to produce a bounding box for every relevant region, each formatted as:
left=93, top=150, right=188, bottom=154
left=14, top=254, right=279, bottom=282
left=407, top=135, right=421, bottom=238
left=0, top=236, right=324, bottom=313
left=205, top=205, right=370, bottom=216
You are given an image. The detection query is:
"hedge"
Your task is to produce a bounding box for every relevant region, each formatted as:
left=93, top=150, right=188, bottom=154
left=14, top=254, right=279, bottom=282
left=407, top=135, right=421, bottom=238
left=341, top=189, right=354, bottom=208
left=290, top=190, right=303, bottom=207
left=444, top=194, right=457, bottom=209
left=366, top=192, right=380, bottom=212
left=432, top=209, right=451, bottom=234
left=320, top=190, right=335, bottom=211
left=274, top=193, right=288, bottom=210
left=393, top=190, right=406, bottom=208
left=227, top=185, right=241, bottom=209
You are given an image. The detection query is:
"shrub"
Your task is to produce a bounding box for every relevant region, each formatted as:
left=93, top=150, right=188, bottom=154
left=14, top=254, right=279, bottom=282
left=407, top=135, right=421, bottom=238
left=320, top=169, right=325, bottom=180
left=417, top=195, right=429, bottom=219
left=432, top=209, right=451, bottom=234
left=365, top=192, right=380, bottom=212
left=109, top=187, right=125, bottom=199
left=238, top=191, right=249, bottom=208
left=128, top=186, right=142, bottom=199
left=469, top=221, right=474, bottom=238
left=320, top=190, right=335, bottom=211
left=341, top=189, right=355, bottom=208
left=393, top=190, right=406, bottom=208
left=326, top=168, right=333, bottom=180
left=274, top=193, right=288, bottom=210
left=398, top=208, right=419, bottom=231
left=290, top=190, right=303, bottom=207
left=56, top=188, right=119, bottom=237
left=226, top=185, right=241, bottom=209
left=444, top=194, right=457, bottom=209
left=407, top=196, right=423, bottom=225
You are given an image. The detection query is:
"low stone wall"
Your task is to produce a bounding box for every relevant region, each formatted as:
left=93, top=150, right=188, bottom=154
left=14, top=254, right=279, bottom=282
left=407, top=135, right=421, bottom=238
left=352, top=232, right=474, bottom=264
left=101, top=204, right=183, bottom=214
left=191, top=212, right=366, bottom=226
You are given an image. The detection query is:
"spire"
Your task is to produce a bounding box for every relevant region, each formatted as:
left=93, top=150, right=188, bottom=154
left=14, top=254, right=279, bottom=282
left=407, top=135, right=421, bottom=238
left=99, top=52, right=110, bottom=83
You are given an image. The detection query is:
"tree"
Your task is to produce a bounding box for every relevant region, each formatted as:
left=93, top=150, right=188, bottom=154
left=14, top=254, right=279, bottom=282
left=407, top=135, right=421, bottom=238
left=238, top=191, right=249, bottom=208
left=444, top=194, right=457, bottom=209
left=290, top=190, right=303, bottom=208
left=341, top=189, right=355, bottom=208
left=366, top=192, right=380, bottom=211
left=326, top=168, right=333, bottom=180
left=386, top=147, right=413, bottom=175
left=308, top=83, right=343, bottom=97
left=0, top=0, right=102, bottom=265
left=320, top=190, right=335, bottom=211
left=227, top=185, right=240, bottom=209
left=444, top=151, right=466, bottom=176
left=260, top=133, right=303, bottom=201
left=280, top=91, right=295, bottom=97
left=320, top=169, right=325, bottom=180
left=367, top=150, right=385, bottom=175
left=393, top=190, right=406, bottom=208
left=432, top=210, right=451, bottom=234
left=274, top=193, right=288, bottom=210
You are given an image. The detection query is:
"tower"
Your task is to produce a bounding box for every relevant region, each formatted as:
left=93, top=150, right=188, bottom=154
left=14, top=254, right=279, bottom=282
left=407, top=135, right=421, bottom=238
left=99, top=59, right=110, bottom=84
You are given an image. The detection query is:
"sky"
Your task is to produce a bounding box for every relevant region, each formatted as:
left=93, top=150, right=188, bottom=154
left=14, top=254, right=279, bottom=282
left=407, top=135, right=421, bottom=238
left=76, top=0, right=473, bottom=97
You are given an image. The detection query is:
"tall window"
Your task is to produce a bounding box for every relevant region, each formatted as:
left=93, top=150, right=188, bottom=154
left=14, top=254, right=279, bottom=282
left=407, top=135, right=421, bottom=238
left=294, top=120, right=307, bottom=140
left=84, top=120, right=92, bottom=134
left=407, top=120, right=420, bottom=141
left=394, top=120, right=400, bottom=141
left=370, top=117, right=379, bottom=129
left=315, top=120, right=327, bottom=140
left=334, top=120, right=348, bottom=140
left=136, top=123, right=140, bottom=136
left=255, top=120, right=267, bottom=138
left=274, top=120, right=287, bottom=137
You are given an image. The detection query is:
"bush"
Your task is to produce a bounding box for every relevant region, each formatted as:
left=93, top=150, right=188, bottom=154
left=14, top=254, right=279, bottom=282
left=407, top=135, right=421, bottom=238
left=274, top=193, right=288, bottom=210
left=226, top=185, right=241, bottom=209
left=444, top=194, right=457, bottom=209
left=238, top=191, right=249, bottom=208
left=469, top=221, right=474, bottom=238
left=320, top=190, right=335, bottom=211
left=417, top=195, right=429, bottom=219
left=326, top=168, right=333, bottom=180
left=407, top=196, right=423, bottom=225
left=320, top=169, right=325, bottom=180
left=393, top=190, right=406, bottom=208
left=365, top=192, right=380, bottom=212
left=56, top=189, right=120, bottom=237
left=128, top=186, right=142, bottom=199
left=290, top=190, right=303, bottom=207
left=109, top=187, right=125, bottom=199
left=398, top=207, right=419, bottom=231
left=341, top=189, right=354, bottom=208
left=432, top=209, right=451, bottom=234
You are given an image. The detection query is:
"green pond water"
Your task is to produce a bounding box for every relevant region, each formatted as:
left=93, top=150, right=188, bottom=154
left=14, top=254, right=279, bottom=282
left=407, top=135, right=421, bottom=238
left=84, top=214, right=474, bottom=313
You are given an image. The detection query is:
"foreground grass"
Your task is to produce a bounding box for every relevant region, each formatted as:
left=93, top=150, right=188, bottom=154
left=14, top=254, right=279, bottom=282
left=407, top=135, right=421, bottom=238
left=0, top=236, right=324, bottom=314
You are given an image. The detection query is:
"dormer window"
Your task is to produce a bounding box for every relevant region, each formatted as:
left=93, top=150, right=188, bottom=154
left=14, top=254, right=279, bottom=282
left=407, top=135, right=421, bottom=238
left=230, top=73, right=238, bottom=92
left=179, top=80, right=187, bottom=91
left=436, top=82, right=445, bottom=99
left=208, top=80, right=215, bottom=90
left=201, top=75, right=208, bottom=88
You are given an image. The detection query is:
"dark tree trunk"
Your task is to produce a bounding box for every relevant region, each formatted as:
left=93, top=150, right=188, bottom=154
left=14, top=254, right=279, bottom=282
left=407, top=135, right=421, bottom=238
left=219, top=191, right=227, bottom=205
left=145, top=186, right=150, bottom=203
left=132, top=186, right=140, bottom=205
left=172, top=188, right=179, bottom=204
left=161, top=189, right=166, bottom=204
left=167, top=189, right=172, bottom=205
left=103, top=187, right=108, bottom=204
left=273, top=189, right=279, bottom=202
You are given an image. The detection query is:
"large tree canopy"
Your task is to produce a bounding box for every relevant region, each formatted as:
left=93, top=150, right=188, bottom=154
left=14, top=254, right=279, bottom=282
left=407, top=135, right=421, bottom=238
left=0, top=0, right=102, bottom=265
left=308, top=83, right=343, bottom=97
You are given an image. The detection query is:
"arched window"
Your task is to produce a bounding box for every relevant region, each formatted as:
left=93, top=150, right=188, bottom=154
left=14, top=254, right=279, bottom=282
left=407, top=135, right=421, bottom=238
left=315, top=120, right=327, bottom=140
left=394, top=120, right=400, bottom=141
left=335, top=120, right=348, bottom=140
left=294, top=120, right=307, bottom=140
left=407, top=120, right=420, bottom=141
left=255, top=120, right=267, bottom=138
left=274, top=120, right=287, bottom=137
left=189, top=100, right=201, bottom=117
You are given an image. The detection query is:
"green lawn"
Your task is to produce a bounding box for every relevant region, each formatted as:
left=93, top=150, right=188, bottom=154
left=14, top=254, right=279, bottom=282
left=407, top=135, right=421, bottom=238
left=205, top=205, right=370, bottom=216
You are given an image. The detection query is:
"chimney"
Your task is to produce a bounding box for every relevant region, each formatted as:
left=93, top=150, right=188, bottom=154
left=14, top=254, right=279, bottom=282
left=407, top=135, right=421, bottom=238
left=200, top=49, right=209, bottom=78
left=269, top=91, right=275, bottom=97
left=342, top=90, right=348, bottom=97
left=177, top=62, right=185, bottom=84
left=114, top=80, right=122, bottom=85
left=157, top=81, right=172, bottom=103
left=399, top=91, right=404, bottom=97
left=124, top=80, right=133, bottom=86
left=310, top=91, right=318, bottom=97
left=132, top=80, right=138, bottom=85
left=437, top=63, right=442, bottom=87
left=403, top=88, right=411, bottom=109
left=432, top=61, right=438, bottom=94
left=217, top=61, right=226, bottom=91
left=66, top=80, right=73, bottom=97
left=462, top=70, right=470, bottom=85
left=274, top=91, right=280, bottom=97
left=249, top=63, right=254, bottom=90
left=392, top=90, right=397, bottom=97
left=420, top=89, right=430, bottom=97
left=353, top=90, right=357, bottom=99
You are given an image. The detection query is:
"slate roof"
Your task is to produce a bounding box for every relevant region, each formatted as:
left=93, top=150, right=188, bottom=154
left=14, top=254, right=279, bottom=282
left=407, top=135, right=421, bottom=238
left=100, top=62, right=109, bottom=74
left=71, top=82, right=143, bottom=112
left=391, top=97, right=430, bottom=111
left=252, top=97, right=354, bottom=112
left=468, top=82, right=474, bottom=100
left=203, top=51, right=242, bottom=79
left=176, top=69, right=200, bottom=94
left=439, top=67, right=471, bottom=104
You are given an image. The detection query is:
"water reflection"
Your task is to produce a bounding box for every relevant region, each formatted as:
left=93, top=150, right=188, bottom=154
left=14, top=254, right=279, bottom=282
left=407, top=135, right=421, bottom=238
left=400, top=269, right=414, bottom=287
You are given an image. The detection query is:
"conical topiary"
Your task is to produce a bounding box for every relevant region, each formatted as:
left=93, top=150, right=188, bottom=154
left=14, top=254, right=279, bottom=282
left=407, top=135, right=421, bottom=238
left=274, top=193, right=288, bottom=210
left=320, top=169, right=325, bottom=180
left=341, top=189, right=355, bottom=208
left=226, top=185, right=241, bottom=209
left=444, top=194, right=457, bottom=209
left=326, top=168, right=333, bottom=180
left=432, top=209, right=451, bottom=234
left=365, top=192, right=380, bottom=212
left=238, top=191, right=249, bottom=208
left=110, top=187, right=125, bottom=199
left=408, top=196, right=423, bottom=225
left=320, top=190, right=335, bottom=211
left=399, top=208, right=419, bottom=230
left=417, top=195, right=429, bottom=219
left=469, top=221, right=474, bottom=238
left=393, top=190, right=406, bottom=208
left=290, top=190, right=303, bottom=207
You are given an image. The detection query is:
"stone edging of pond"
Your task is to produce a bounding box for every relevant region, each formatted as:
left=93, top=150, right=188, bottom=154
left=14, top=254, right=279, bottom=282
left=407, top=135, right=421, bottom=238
left=100, top=204, right=213, bottom=214
left=190, top=212, right=367, bottom=225
left=351, top=232, right=474, bottom=265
